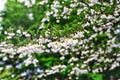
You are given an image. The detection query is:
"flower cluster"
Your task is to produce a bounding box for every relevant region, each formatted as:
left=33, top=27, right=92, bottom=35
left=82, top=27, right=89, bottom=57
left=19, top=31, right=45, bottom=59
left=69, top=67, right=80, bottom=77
left=0, top=0, right=120, bottom=80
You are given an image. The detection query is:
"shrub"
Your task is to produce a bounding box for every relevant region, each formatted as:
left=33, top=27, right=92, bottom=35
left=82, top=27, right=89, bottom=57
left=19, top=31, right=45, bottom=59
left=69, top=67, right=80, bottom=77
left=0, top=0, right=120, bottom=80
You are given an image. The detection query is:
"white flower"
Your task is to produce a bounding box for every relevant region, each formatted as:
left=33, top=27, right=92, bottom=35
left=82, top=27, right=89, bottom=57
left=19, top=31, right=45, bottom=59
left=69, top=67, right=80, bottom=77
left=114, top=12, right=119, bottom=16
left=46, top=11, right=51, bottom=16
left=69, top=57, right=79, bottom=63
left=16, top=30, right=21, bottom=34
left=18, top=0, right=24, bottom=3
left=91, top=9, right=95, bottom=15
left=60, top=56, right=65, bottom=60
left=31, top=0, right=36, bottom=5
left=56, top=19, right=60, bottom=23
left=70, top=3, right=77, bottom=8
left=32, top=59, right=38, bottom=67
left=28, top=13, right=34, bottom=20
left=90, top=0, right=98, bottom=4
left=25, top=1, right=31, bottom=7
left=8, top=33, right=15, bottom=36
left=11, top=75, right=15, bottom=78
left=93, top=69, right=99, bottom=73
left=4, top=31, right=8, bottom=34
left=110, top=62, right=119, bottom=70
left=77, top=9, right=82, bottom=15
left=39, top=0, right=48, bottom=5
left=36, top=68, right=43, bottom=73
left=16, top=63, right=22, bottom=69
left=22, top=32, right=27, bottom=35
left=63, top=7, right=69, bottom=14
left=63, top=15, right=67, bottom=19
left=25, top=34, right=31, bottom=37
left=0, top=67, right=3, bottom=71
left=41, top=18, right=47, bottom=22
left=0, top=26, right=3, bottom=30
left=7, top=36, right=12, bottom=39
left=3, top=57, right=8, bottom=61
left=107, top=15, right=113, bottom=20
left=39, top=23, right=45, bottom=29
left=116, top=29, right=120, bottom=34
left=6, top=65, right=12, bottom=69
left=21, top=72, right=27, bottom=77
left=101, top=14, right=107, bottom=18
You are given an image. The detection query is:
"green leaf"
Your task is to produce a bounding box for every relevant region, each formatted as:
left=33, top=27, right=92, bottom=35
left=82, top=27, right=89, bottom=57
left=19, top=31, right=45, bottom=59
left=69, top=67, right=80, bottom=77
left=45, top=61, right=52, bottom=67
left=87, top=73, right=103, bottom=80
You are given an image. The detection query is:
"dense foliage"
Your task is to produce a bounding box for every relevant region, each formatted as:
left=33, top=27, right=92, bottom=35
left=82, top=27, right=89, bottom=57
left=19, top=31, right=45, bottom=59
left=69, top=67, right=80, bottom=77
left=0, top=0, right=120, bottom=80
